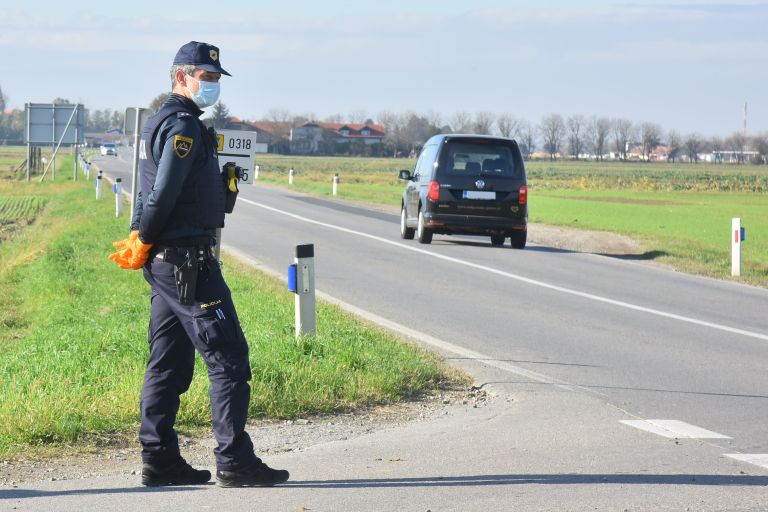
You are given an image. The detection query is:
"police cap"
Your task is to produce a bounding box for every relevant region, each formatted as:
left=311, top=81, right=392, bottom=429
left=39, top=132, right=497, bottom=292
left=173, top=41, right=231, bottom=76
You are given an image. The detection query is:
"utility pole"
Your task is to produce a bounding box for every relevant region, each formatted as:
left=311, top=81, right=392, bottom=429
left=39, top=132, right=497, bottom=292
left=743, top=101, right=748, bottom=137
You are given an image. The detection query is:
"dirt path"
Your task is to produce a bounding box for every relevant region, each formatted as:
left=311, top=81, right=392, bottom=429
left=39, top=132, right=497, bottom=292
left=528, top=223, right=643, bottom=256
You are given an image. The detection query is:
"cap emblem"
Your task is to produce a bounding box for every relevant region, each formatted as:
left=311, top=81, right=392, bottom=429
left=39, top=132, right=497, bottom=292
left=209, top=49, right=219, bottom=61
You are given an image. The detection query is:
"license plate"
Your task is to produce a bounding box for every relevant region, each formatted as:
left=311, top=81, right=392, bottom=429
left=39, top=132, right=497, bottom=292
left=463, top=190, right=496, bottom=200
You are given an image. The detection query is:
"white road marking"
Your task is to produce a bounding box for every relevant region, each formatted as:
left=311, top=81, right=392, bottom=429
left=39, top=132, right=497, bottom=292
left=620, top=420, right=732, bottom=439
left=724, top=454, right=768, bottom=470
left=223, top=245, right=571, bottom=390
left=238, top=197, right=768, bottom=343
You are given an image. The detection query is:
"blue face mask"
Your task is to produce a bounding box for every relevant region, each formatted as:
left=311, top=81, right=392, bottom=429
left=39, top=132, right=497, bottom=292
left=188, top=75, right=221, bottom=108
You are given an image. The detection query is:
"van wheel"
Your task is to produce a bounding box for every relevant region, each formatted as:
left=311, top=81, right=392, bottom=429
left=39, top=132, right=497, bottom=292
left=400, top=206, right=415, bottom=239
left=490, top=235, right=506, bottom=246
left=510, top=231, right=527, bottom=249
left=417, top=210, right=433, bottom=244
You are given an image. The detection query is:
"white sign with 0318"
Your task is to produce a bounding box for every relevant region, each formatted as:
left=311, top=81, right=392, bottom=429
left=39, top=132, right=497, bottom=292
left=216, top=129, right=258, bottom=184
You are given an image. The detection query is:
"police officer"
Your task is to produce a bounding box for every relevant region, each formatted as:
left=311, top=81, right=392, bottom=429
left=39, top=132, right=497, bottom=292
left=108, top=41, right=289, bottom=488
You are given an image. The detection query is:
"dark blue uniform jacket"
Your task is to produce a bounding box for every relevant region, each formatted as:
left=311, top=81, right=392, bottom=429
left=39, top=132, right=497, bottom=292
left=130, top=94, right=225, bottom=245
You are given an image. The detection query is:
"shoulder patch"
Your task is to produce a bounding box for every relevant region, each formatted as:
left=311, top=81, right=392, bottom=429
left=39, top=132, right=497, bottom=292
left=177, top=112, right=192, bottom=118
left=173, top=135, right=194, bottom=158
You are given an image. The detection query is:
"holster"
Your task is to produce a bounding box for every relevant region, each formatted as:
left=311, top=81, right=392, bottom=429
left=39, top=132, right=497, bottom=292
left=156, top=247, right=202, bottom=305
left=225, top=189, right=238, bottom=214
left=222, top=161, right=241, bottom=214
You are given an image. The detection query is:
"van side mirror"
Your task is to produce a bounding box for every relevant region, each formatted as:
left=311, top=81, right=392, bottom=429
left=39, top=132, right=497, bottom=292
left=398, top=170, right=413, bottom=181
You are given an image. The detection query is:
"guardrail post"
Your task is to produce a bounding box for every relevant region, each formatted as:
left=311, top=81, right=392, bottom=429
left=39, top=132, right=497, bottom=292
left=114, top=178, right=123, bottom=217
left=288, top=244, right=316, bottom=338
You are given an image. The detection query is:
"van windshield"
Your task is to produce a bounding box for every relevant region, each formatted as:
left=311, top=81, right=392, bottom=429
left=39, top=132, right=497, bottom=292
left=440, top=142, right=519, bottom=178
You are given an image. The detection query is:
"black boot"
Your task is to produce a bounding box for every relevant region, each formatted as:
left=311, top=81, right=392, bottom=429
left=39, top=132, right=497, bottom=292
left=142, top=457, right=211, bottom=486
left=216, top=462, right=290, bottom=488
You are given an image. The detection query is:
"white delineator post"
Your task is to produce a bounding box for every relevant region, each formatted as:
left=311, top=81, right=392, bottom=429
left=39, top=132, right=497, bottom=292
left=292, top=244, right=316, bottom=338
left=114, top=178, right=123, bottom=217
left=254, top=164, right=260, bottom=181
left=96, top=174, right=103, bottom=200
left=332, top=173, right=339, bottom=196
left=732, top=217, right=741, bottom=277
left=288, top=167, right=295, bottom=185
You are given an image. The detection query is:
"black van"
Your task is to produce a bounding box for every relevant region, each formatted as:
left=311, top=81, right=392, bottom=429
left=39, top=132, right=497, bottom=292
left=398, top=134, right=528, bottom=248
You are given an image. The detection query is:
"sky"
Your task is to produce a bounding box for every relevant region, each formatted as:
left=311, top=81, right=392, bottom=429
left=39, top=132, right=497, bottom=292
left=1, top=0, right=767, bottom=137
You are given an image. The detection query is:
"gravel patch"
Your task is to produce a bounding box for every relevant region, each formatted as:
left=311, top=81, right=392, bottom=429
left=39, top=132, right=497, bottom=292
left=0, top=386, right=490, bottom=487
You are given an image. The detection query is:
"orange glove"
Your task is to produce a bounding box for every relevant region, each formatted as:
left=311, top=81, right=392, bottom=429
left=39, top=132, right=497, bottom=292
left=128, top=237, right=153, bottom=269
left=112, top=230, right=138, bottom=250
left=108, top=230, right=153, bottom=270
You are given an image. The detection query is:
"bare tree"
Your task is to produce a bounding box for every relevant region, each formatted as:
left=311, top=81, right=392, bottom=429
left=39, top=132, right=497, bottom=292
left=726, top=131, right=747, bottom=163
left=518, top=120, right=536, bottom=158
left=293, top=112, right=316, bottom=124
left=472, top=111, right=495, bottom=135
left=539, top=114, right=565, bottom=159
left=323, top=113, right=343, bottom=123
left=496, top=113, right=520, bottom=139
left=566, top=114, right=586, bottom=160
left=588, top=116, right=611, bottom=161
left=640, top=122, right=663, bottom=161
left=378, top=110, right=410, bottom=157
left=684, top=133, right=704, bottom=163
left=751, top=133, right=768, bottom=164
left=450, top=111, right=472, bottom=133
left=347, top=110, right=369, bottom=124
left=266, top=108, right=294, bottom=153
left=710, top=136, right=724, bottom=163
left=423, top=110, right=443, bottom=132
left=667, top=130, right=682, bottom=162
left=612, top=118, right=634, bottom=161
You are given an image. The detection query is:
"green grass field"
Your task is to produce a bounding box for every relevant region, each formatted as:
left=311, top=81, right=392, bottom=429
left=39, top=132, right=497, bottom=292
left=253, top=154, right=768, bottom=286
left=0, top=157, right=463, bottom=457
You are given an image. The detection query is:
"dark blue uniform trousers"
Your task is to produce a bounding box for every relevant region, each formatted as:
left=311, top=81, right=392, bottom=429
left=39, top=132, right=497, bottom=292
left=140, top=255, right=260, bottom=471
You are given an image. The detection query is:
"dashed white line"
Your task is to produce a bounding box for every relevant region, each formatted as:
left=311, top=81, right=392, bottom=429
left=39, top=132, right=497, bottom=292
left=724, top=454, right=768, bottom=470
left=238, top=197, right=768, bottom=343
left=620, top=420, right=732, bottom=439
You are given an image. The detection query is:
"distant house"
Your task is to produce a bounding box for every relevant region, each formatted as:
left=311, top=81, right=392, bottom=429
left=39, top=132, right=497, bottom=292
left=84, top=128, right=122, bottom=148
left=290, top=122, right=386, bottom=154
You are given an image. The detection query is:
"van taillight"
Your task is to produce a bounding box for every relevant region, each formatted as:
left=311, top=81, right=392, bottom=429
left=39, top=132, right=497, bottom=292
left=428, top=181, right=440, bottom=202
left=519, top=185, right=528, bottom=205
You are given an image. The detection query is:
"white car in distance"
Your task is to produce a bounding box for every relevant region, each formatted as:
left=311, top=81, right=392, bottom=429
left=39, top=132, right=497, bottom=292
left=100, top=143, right=117, bottom=156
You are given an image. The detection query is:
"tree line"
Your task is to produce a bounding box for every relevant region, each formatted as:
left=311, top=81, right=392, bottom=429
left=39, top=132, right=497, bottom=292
left=2, top=84, right=766, bottom=164
left=0, top=90, right=128, bottom=142
left=217, top=103, right=768, bottom=164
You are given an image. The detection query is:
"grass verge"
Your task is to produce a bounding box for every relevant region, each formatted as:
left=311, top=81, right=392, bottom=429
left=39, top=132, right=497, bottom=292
left=0, top=161, right=465, bottom=458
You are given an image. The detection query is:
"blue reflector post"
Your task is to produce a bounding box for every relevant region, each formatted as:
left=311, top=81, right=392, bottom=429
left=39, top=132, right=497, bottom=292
left=287, top=264, right=297, bottom=293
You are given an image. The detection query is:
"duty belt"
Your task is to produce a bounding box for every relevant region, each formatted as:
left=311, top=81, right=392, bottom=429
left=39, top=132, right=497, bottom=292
left=154, top=245, right=214, bottom=264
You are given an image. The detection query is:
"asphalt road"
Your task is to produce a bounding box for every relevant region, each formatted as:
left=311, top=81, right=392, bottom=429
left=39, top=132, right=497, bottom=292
left=5, top=153, right=768, bottom=511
